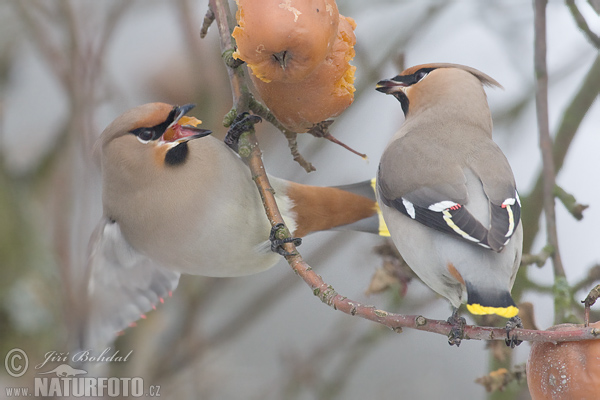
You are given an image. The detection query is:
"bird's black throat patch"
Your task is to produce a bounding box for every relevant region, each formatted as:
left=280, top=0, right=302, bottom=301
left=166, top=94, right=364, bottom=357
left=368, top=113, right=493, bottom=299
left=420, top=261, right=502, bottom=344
left=394, top=91, right=410, bottom=116
left=164, top=142, right=189, bottom=166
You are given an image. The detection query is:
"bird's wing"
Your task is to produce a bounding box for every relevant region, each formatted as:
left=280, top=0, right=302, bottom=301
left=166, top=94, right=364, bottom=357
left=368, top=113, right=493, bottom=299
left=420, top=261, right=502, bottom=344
left=378, top=136, right=520, bottom=252
left=470, top=140, right=522, bottom=252
left=81, top=218, right=180, bottom=349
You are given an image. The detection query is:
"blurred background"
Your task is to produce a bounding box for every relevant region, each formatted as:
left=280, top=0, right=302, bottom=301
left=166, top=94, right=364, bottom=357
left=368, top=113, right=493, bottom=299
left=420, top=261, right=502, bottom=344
left=0, top=0, right=598, bottom=399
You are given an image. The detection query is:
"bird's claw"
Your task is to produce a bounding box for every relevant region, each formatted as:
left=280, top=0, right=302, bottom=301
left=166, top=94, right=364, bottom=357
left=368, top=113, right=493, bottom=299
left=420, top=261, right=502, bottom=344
left=447, top=310, right=466, bottom=347
left=224, top=112, right=262, bottom=151
left=505, top=316, right=523, bottom=348
left=269, top=223, right=301, bottom=256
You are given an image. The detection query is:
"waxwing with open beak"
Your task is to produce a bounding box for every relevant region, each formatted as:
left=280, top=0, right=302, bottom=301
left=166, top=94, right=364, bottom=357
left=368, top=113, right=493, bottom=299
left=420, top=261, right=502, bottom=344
left=84, top=102, right=387, bottom=347
left=376, top=64, right=523, bottom=345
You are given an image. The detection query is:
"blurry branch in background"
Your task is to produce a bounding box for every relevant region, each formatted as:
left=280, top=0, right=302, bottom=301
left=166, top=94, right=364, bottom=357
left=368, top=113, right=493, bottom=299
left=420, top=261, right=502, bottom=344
left=476, top=364, right=527, bottom=394
left=573, top=264, right=600, bottom=294
left=533, top=0, right=568, bottom=324
left=519, top=54, right=600, bottom=253
left=351, top=3, right=446, bottom=96
left=521, top=245, right=554, bottom=268
left=11, top=0, right=133, bottom=349
left=566, top=0, right=600, bottom=48
left=516, top=53, right=600, bottom=324
left=206, top=0, right=600, bottom=345
left=176, top=0, right=204, bottom=72
left=148, top=273, right=299, bottom=382
left=553, top=185, right=589, bottom=220
left=13, top=0, right=132, bottom=178
left=275, top=322, right=388, bottom=400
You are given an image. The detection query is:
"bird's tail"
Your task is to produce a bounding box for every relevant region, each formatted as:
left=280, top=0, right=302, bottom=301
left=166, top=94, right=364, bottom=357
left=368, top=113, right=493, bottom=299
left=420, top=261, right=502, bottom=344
left=465, top=281, right=519, bottom=318
left=287, top=178, right=389, bottom=237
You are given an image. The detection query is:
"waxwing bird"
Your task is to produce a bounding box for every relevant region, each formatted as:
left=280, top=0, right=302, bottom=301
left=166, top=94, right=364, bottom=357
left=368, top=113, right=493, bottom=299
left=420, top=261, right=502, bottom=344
left=84, top=102, right=387, bottom=347
left=375, top=64, right=523, bottom=344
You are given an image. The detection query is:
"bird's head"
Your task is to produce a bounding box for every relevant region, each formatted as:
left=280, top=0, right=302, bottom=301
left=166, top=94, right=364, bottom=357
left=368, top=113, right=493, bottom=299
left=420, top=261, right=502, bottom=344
left=376, top=63, right=503, bottom=117
left=98, top=102, right=212, bottom=171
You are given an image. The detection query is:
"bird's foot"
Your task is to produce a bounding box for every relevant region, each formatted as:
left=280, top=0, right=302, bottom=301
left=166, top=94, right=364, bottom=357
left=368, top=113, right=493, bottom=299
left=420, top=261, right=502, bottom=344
left=269, top=223, right=302, bottom=256
left=447, top=309, right=466, bottom=347
left=505, top=316, right=523, bottom=348
left=224, top=112, right=262, bottom=151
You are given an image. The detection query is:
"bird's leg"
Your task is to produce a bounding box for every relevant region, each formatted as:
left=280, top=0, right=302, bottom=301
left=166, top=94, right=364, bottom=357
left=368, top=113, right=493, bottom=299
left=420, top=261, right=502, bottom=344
left=505, top=316, right=523, bottom=348
left=269, top=223, right=302, bottom=256
left=224, top=112, right=262, bottom=151
left=447, top=308, right=466, bottom=347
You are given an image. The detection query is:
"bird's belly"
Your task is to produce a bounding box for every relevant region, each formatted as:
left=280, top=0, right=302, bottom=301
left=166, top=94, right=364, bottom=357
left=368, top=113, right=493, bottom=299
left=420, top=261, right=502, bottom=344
left=117, top=193, right=280, bottom=277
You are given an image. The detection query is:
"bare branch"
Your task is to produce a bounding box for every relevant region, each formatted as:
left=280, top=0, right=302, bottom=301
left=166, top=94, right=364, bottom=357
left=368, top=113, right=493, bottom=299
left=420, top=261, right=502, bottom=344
left=534, top=0, right=568, bottom=323
left=521, top=245, right=554, bottom=267
left=554, top=184, right=589, bottom=220
left=13, top=1, right=69, bottom=87
left=248, top=97, right=316, bottom=172
left=573, top=264, right=600, bottom=293
left=520, top=54, right=600, bottom=254
left=583, top=284, right=600, bottom=327
left=208, top=0, right=248, bottom=110
left=200, top=6, right=215, bottom=38
left=566, top=0, right=600, bottom=48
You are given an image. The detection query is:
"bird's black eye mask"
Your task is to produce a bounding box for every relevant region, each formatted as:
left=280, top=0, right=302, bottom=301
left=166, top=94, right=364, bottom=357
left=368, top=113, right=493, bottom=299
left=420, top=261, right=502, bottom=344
left=129, top=108, right=178, bottom=142
left=392, top=67, right=436, bottom=86
left=376, top=67, right=436, bottom=115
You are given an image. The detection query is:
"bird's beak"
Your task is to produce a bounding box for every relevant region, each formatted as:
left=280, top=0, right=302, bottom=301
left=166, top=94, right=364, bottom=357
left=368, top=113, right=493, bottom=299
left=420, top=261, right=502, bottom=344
left=162, top=104, right=212, bottom=142
left=375, top=79, right=409, bottom=95
left=171, top=103, right=197, bottom=126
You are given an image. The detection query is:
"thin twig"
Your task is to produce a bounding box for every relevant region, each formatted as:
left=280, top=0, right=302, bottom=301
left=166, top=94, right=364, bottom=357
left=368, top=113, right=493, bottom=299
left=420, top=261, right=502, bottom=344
left=566, top=0, right=600, bottom=48
left=249, top=97, right=316, bottom=172
left=554, top=184, right=589, bottom=220
left=208, top=0, right=247, bottom=110
left=534, top=0, right=568, bottom=324
left=150, top=273, right=300, bottom=381
left=582, top=284, right=600, bottom=327
left=572, top=264, right=600, bottom=293
left=13, top=1, right=69, bottom=87
left=200, top=7, right=215, bottom=38
left=521, top=245, right=554, bottom=267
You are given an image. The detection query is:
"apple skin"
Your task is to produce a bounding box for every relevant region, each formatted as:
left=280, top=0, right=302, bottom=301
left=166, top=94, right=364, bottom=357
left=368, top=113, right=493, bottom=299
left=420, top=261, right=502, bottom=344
left=527, top=321, right=600, bottom=400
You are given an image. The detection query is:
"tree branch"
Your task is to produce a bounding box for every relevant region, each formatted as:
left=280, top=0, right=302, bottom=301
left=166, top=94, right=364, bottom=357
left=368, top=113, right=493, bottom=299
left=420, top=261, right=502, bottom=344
left=208, top=0, right=247, bottom=110
left=210, top=0, right=600, bottom=344
left=520, top=54, right=600, bottom=254
left=534, top=0, right=568, bottom=323
left=521, top=245, right=554, bottom=268
left=554, top=184, right=589, bottom=220
left=566, top=0, right=600, bottom=48
left=249, top=97, right=316, bottom=172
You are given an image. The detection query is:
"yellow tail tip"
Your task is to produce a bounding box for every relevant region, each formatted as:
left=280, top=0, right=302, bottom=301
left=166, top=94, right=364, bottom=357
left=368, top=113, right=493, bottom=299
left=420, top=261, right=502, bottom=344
left=370, top=178, right=390, bottom=237
left=466, top=304, right=519, bottom=318
left=378, top=213, right=390, bottom=237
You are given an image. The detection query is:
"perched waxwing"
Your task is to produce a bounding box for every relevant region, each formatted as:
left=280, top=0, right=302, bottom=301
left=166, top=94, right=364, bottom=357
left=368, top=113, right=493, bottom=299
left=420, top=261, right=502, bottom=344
left=84, top=102, right=387, bottom=347
left=375, top=64, right=523, bottom=336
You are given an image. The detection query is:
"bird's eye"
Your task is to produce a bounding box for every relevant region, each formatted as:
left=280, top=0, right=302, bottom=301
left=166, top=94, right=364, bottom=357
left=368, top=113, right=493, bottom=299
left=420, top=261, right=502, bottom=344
left=130, top=127, right=156, bottom=143
left=415, top=71, right=429, bottom=82
left=137, top=129, right=154, bottom=141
